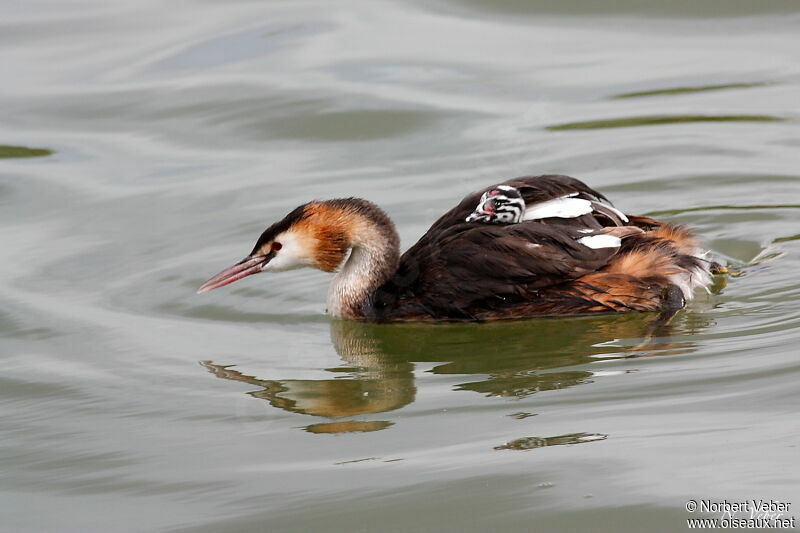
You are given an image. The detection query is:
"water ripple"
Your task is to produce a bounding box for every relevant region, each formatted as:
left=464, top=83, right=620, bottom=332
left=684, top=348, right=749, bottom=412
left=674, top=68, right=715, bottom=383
left=0, top=145, right=53, bottom=158
left=547, top=114, right=787, bottom=131
left=610, top=82, right=774, bottom=99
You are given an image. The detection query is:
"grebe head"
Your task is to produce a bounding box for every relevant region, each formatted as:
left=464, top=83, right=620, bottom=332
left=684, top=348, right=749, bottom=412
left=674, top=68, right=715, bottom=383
left=466, top=185, right=525, bottom=224
left=197, top=201, right=352, bottom=294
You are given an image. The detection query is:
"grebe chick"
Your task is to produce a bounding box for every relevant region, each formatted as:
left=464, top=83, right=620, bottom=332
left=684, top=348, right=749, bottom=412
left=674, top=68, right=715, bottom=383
left=198, top=175, right=716, bottom=322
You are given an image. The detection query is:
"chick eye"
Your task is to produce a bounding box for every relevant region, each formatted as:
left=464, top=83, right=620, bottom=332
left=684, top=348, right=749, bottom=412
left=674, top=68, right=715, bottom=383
left=272, top=242, right=282, bottom=251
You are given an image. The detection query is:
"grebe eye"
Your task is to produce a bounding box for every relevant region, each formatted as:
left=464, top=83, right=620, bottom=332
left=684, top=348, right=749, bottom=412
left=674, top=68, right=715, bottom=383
left=272, top=242, right=282, bottom=251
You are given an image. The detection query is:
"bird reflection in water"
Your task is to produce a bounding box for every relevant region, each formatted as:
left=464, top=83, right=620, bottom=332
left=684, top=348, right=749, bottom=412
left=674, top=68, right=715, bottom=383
left=200, top=309, right=713, bottom=434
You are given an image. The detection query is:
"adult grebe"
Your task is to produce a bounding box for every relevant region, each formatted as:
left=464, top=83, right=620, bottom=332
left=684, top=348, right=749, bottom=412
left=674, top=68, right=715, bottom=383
left=198, top=175, right=717, bottom=322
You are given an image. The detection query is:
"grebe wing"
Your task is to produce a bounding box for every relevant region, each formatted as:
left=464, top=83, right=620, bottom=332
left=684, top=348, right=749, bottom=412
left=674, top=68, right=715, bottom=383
left=382, top=222, right=641, bottom=319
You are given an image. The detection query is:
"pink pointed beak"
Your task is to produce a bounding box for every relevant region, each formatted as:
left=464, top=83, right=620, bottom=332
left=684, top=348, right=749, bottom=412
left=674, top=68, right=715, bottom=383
left=197, top=255, right=270, bottom=294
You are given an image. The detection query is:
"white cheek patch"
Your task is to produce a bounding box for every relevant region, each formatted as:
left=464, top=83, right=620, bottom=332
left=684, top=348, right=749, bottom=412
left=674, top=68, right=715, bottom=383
left=523, top=197, right=594, bottom=221
left=578, top=235, right=621, bottom=249
left=261, top=232, right=311, bottom=272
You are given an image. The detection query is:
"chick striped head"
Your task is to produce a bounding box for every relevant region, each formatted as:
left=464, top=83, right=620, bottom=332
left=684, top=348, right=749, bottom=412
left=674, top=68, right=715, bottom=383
left=466, top=185, right=525, bottom=224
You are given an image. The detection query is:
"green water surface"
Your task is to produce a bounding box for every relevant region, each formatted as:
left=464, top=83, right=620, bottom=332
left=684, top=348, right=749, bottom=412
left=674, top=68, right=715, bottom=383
left=1, top=1, right=799, bottom=532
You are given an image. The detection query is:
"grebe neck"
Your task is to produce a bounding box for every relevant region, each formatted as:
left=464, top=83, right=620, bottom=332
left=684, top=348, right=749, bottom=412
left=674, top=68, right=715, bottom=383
left=326, top=201, right=400, bottom=319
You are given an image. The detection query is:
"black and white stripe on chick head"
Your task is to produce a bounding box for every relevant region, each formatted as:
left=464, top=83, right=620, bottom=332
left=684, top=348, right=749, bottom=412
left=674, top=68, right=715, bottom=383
left=465, top=185, right=526, bottom=224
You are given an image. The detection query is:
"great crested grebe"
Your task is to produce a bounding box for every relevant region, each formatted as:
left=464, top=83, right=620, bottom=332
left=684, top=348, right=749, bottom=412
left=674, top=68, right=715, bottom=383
left=198, top=175, right=718, bottom=322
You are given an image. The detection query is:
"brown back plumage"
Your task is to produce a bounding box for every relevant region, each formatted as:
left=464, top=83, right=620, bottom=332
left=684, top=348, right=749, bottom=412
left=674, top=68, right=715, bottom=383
left=365, top=175, right=711, bottom=321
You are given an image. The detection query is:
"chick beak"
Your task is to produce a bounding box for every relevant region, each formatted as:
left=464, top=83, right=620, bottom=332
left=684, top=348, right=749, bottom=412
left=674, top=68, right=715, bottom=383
left=466, top=207, right=492, bottom=223
left=197, top=254, right=271, bottom=294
